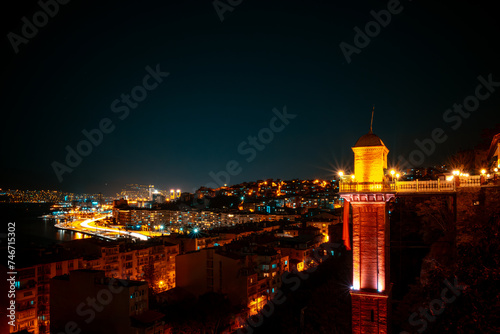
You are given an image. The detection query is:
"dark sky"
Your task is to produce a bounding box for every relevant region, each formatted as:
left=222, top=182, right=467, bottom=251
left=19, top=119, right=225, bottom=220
left=2, top=0, right=500, bottom=195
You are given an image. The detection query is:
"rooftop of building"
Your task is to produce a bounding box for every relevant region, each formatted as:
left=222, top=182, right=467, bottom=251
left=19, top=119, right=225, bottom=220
left=131, top=310, right=165, bottom=327
left=278, top=234, right=320, bottom=247
left=353, top=131, right=386, bottom=148
left=15, top=245, right=83, bottom=269
left=52, top=269, right=147, bottom=287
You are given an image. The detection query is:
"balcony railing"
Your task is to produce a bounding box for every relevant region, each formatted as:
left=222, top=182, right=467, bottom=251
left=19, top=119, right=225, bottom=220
left=340, top=176, right=485, bottom=193
left=339, top=182, right=395, bottom=193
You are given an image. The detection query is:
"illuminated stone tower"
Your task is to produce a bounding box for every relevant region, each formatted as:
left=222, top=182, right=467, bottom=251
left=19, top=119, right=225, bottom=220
left=340, top=118, right=394, bottom=334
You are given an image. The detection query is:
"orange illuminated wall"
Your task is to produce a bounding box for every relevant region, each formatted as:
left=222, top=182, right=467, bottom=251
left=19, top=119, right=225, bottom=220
left=352, top=146, right=388, bottom=183
left=351, top=202, right=389, bottom=292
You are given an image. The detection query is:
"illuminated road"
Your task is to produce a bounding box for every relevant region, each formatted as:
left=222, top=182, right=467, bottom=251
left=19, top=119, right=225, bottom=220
left=55, top=213, right=166, bottom=241
left=78, top=217, right=149, bottom=241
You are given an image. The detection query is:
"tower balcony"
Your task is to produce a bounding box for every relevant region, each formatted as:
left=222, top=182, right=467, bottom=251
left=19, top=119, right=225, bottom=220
left=340, top=181, right=395, bottom=193
left=340, top=179, right=459, bottom=193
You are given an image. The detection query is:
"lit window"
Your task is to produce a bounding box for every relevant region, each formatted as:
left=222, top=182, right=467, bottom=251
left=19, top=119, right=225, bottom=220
left=272, top=264, right=277, bottom=269
left=284, top=260, right=288, bottom=265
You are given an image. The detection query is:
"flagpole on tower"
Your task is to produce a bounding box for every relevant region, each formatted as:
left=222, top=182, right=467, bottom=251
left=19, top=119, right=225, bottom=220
left=370, top=105, right=375, bottom=133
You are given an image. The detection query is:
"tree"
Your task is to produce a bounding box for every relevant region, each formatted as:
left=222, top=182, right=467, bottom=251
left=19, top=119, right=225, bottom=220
left=414, top=196, right=455, bottom=245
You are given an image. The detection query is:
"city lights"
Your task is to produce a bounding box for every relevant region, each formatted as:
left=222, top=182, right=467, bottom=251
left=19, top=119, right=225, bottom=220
left=4, top=2, right=500, bottom=332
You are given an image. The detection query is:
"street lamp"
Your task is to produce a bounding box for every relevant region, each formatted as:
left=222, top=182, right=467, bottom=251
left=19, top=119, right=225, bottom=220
left=351, top=175, right=355, bottom=181
left=481, top=169, right=486, bottom=175
left=396, top=173, right=400, bottom=180
left=390, top=170, right=395, bottom=181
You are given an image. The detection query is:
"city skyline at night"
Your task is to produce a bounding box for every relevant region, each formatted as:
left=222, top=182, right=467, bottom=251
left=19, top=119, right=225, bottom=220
left=2, top=1, right=500, bottom=334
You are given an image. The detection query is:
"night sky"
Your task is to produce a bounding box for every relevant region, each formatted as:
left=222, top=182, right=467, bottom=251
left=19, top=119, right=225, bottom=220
left=2, top=0, right=500, bottom=195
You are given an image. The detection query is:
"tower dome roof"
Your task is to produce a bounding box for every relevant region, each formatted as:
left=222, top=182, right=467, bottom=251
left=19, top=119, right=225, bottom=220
left=354, top=132, right=386, bottom=147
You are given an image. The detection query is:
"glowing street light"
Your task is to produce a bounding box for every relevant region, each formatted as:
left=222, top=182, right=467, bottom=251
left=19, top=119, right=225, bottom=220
left=338, top=171, right=344, bottom=177
left=351, top=175, right=355, bottom=180
left=452, top=170, right=460, bottom=176
left=495, top=168, right=499, bottom=172
left=481, top=169, right=486, bottom=175
left=396, top=173, right=400, bottom=180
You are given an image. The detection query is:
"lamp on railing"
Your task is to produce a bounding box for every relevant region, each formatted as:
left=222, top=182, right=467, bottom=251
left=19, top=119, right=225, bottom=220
left=390, top=170, right=395, bottom=181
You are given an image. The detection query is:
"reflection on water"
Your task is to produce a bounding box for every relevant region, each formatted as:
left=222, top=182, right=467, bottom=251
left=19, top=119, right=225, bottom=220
left=54, top=227, right=91, bottom=242
left=74, top=232, right=90, bottom=240
left=2, top=203, right=88, bottom=247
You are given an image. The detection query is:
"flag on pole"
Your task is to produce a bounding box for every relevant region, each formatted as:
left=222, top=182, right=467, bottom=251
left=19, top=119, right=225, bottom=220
left=342, top=200, right=351, bottom=250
